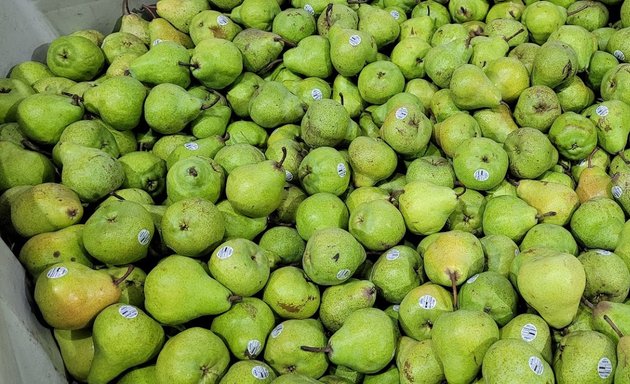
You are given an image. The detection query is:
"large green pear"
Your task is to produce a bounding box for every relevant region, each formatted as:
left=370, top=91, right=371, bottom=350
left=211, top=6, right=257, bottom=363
left=83, top=76, right=146, bottom=131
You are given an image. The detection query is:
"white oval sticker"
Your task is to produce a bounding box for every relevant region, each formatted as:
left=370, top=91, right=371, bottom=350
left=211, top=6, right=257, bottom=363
left=596, top=249, right=612, bottom=256
left=529, top=356, right=544, bottom=376
left=285, top=170, right=293, bottom=182
left=247, top=339, right=262, bottom=357
left=386, top=249, right=400, bottom=260
left=47, top=266, right=68, bottom=279
left=311, top=88, right=323, bottom=101
left=252, top=365, right=270, bottom=380
left=393, top=304, right=400, bottom=312
left=119, top=305, right=138, bottom=319
left=614, top=50, right=626, bottom=61
left=349, top=34, right=362, bottom=46
left=337, top=163, right=347, bottom=177
left=336, top=268, right=351, bottom=280
left=390, top=10, right=400, bottom=19
left=217, top=15, right=229, bottom=26
left=521, top=323, right=538, bottom=342
left=304, top=4, right=315, bottom=15
left=271, top=324, right=283, bottom=338
left=184, top=142, right=199, bottom=150
left=612, top=185, right=623, bottom=199
left=474, top=169, right=490, bottom=181
left=466, top=274, right=479, bottom=284
left=152, top=39, right=163, bottom=46
left=217, top=246, right=234, bottom=259
left=596, top=105, right=609, bottom=117
left=137, top=229, right=151, bottom=245
left=395, top=107, right=408, bottom=120
left=599, top=357, right=613, bottom=378
left=418, top=294, right=437, bottom=309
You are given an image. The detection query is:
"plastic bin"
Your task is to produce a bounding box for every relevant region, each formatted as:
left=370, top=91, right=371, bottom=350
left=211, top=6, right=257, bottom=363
left=0, top=1, right=144, bottom=382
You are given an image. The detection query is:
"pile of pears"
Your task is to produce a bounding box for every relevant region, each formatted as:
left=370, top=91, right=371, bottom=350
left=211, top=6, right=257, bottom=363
left=8, top=0, right=630, bottom=382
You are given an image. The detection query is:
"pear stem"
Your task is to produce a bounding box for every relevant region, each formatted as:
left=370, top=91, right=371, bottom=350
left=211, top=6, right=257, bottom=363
left=221, top=132, right=230, bottom=143
left=122, top=0, right=130, bottom=15
left=454, top=186, right=467, bottom=198
left=228, top=294, right=242, bottom=303
left=505, top=176, right=520, bottom=187
left=178, top=61, right=199, bottom=69
left=276, top=147, right=288, bottom=169
left=347, top=0, right=369, bottom=3
left=503, top=28, right=525, bottom=43
left=566, top=4, right=590, bottom=17
left=604, top=314, right=625, bottom=339
left=618, top=150, right=630, bottom=165
left=612, top=172, right=621, bottom=183
left=141, top=4, right=158, bottom=19
left=449, top=271, right=459, bottom=309
left=325, top=3, right=333, bottom=27
left=535, top=211, right=557, bottom=222
left=389, top=189, right=404, bottom=202
left=113, top=265, right=135, bottom=286
left=109, top=191, right=126, bottom=201
left=257, top=59, right=283, bottom=75
left=273, top=36, right=296, bottom=48
left=582, top=297, right=595, bottom=309
left=300, top=345, right=331, bottom=353
left=338, top=92, right=345, bottom=106
left=587, top=147, right=599, bottom=169
left=200, top=97, right=220, bottom=111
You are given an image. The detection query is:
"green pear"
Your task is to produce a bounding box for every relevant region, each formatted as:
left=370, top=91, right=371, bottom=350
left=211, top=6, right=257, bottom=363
left=473, top=104, right=520, bottom=144
left=83, top=200, right=154, bottom=265
left=484, top=56, right=530, bottom=103
left=144, top=83, right=203, bottom=134
left=516, top=179, right=580, bottom=226
left=320, top=279, right=377, bottom=332
left=155, top=327, right=230, bottom=384
left=328, top=28, right=378, bottom=77
left=119, top=151, right=167, bottom=197
left=583, top=100, right=630, bottom=154
left=531, top=40, right=578, bottom=89
left=129, top=41, right=191, bottom=88
left=298, top=146, right=350, bottom=195
left=265, top=319, right=328, bottom=378
left=272, top=8, right=316, bottom=44
left=587, top=51, right=618, bottom=90
left=521, top=1, right=567, bottom=44
left=189, top=11, right=242, bottom=44
left=227, top=72, right=265, bottom=118
left=482, top=339, right=554, bottom=384
left=104, top=265, right=146, bottom=308
left=600, top=64, right=630, bottom=105
left=188, top=38, right=243, bottom=89
left=302, top=227, right=366, bottom=285
left=301, top=308, right=396, bottom=374
left=452, top=137, right=509, bottom=191
left=501, top=314, right=553, bottom=363
left=219, top=360, right=276, bottom=383
left=295, top=192, right=349, bottom=240
left=579, top=249, right=630, bottom=303
left=217, top=200, right=267, bottom=240
left=57, top=142, right=125, bottom=202
left=398, top=283, right=453, bottom=341
left=447, top=187, right=486, bottom=235
left=144, top=255, right=237, bottom=325
left=397, top=338, right=444, bottom=384
left=231, top=0, right=281, bottom=31
left=480, top=234, right=519, bottom=278
left=358, top=4, right=400, bottom=48
left=570, top=197, right=625, bottom=250
left=432, top=310, right=499, bottom=384
left=214, top=143, right=265, bottom=174
left=433, top=112, right=481, bottom=157
left=10, top=183, right=83, bottom=238
left=148, top=18, right=195, bottom=48
left=208, top=238, right=270, bottom=296
left=380, top=103, right=432, bottom=157
left=0, top=141, right=55, bottom=191
left=52, top=119, right=119, bottom=164
left=259, top=226, right=305, bottom=267
left=34, top=262, right=126, bottom=330
left=9, top=61, right=53, bottom=86
left=512, top=85, right=561, bottom=132
left=161, top=198, right=225, bottom=257
left=101, top=32, right=147, bottom=64
left=166, top=156, right=225, bottom=204
left=262, top=266, right=320, bottom=319
left=459, top=271, right=518, bottom=326
left=349, top=199, right=405, bottom=251
left=83, top=76, right=146, bottom=131
left=16, top=93, right=84, bottom=144
left=520, top=223, right=578, bottom=255
left=553, top=331, right=616, bottom=383
left=46, top=35, right=105, bottom=81
left=284, top=35, right=332, bottom=78
left=156, top=0, right=208, bottom=33
left=117, top=366, right=157, bottom=384
left=211, top=298, right=275, bottom=360
left=300, top=99, right=351, bottom=148
left=390, top=37, right=431, bottom=80
left=504, top=127, right=558, bottom=179
left=0, top=78, right=34, bottom=123
left=424, top=37, right=473, bottom=88
left=248, top=81, right=306, bottom=128
left=54, top=328, right=94, bottom=382
left=369, top=245, right=423, bottom=304
left=232, top=29, right=285, bottom=73
left=87, top=304, right=164, bottom=384
left=348, top=137, right=397, bottom=187
left=482, top=195, right=540, bottom=242
left=398, top=180, right=458, bottom=235
left=518, top=250, right=586, bottom=328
